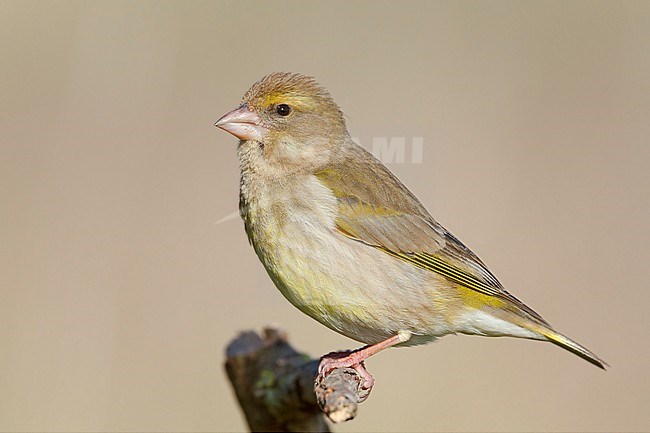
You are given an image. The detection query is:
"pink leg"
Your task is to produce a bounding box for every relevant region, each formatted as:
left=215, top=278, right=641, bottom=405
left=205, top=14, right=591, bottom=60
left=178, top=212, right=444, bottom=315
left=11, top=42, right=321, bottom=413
left=318, top=334, right=405, bottom=390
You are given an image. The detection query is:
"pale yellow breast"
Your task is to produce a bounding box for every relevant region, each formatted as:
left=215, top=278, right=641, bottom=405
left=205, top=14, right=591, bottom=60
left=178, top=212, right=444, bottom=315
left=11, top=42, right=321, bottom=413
left=240, top=173, right=456, bottom=344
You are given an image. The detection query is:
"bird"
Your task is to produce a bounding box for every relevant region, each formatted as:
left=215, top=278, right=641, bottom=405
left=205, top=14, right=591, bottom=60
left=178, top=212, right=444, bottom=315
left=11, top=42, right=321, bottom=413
left=214, top=72, right=606, bottom=389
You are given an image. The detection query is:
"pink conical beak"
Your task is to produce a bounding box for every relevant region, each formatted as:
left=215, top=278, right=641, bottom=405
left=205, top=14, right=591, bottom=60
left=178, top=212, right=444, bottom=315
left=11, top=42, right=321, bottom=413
left=214, top=104, right=266, bottom=142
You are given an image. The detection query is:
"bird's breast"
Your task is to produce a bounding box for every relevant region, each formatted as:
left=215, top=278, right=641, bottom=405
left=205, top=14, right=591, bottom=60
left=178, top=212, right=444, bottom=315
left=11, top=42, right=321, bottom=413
left=239, top=174, right=347, bottom=315
left=238, top=172, right=454, bottom=344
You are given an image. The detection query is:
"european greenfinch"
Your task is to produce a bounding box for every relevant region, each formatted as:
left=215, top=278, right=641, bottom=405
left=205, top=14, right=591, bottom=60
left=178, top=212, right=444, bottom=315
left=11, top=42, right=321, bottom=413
left=215, top=72, right=605, bottom=389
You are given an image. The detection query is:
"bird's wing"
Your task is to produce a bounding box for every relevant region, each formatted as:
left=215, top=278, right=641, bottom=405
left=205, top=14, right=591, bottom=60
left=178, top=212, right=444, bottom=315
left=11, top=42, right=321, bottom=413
left=315, top=147, right=549, bottom=326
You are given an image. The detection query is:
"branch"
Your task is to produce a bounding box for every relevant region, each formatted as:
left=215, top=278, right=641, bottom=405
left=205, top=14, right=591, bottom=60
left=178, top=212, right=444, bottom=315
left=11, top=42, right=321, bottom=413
left=224, top=326, right=369, bottom=431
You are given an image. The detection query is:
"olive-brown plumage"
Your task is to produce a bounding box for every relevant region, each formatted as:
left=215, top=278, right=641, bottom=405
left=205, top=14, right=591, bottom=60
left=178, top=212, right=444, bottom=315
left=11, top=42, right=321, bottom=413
left=215, top=72, right=606, bottom=386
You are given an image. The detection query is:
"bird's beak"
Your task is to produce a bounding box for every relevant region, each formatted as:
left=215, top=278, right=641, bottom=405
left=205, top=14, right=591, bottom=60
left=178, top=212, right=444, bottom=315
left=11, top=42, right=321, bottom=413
left=214, top=104, right=266, bottom=142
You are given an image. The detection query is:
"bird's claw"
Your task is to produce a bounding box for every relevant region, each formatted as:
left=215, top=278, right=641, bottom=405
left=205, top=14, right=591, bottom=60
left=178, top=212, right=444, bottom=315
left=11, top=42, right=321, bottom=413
left=318, top=351, right=375, bottom=391
left=317, top=350, right=352, bottom=376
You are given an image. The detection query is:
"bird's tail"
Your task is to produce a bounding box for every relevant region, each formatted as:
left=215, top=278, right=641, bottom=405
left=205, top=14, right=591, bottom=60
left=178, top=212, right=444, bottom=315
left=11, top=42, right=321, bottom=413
left=509, top=313, right=607, bottom=369
left=536, top=326, right=607, bottom=369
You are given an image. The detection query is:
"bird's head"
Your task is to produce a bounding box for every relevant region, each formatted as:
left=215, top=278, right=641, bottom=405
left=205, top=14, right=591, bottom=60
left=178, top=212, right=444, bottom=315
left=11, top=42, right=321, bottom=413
left=215, top=73, right=348, bottom=174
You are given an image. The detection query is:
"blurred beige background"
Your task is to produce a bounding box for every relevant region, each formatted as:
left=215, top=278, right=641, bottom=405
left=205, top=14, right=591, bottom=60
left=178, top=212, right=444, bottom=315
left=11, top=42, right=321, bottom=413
left=1, top=1, right=649, bottom=431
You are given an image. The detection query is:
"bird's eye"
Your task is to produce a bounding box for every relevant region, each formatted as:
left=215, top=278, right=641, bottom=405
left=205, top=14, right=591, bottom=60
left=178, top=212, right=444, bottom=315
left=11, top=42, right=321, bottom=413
left=276, top=104, right=292, bottom=116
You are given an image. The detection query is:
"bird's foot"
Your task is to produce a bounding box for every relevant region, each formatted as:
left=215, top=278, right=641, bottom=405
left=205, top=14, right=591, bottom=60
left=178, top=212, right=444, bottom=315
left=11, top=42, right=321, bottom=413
left=318, top=350, right=375, bottom=390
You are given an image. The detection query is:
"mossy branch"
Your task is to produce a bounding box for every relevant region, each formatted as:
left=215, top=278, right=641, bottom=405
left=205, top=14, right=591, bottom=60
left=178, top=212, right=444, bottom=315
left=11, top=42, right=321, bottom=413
left=224, top=326, right=368, bottom=431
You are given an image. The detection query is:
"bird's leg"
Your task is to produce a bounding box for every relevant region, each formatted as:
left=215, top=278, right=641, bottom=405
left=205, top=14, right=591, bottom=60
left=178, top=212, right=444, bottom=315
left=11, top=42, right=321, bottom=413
left=318, top=332, right=410, bottom=390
